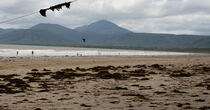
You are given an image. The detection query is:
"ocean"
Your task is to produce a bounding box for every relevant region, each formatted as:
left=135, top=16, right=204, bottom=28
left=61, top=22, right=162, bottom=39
left=0, top=44, right=193, bottom=57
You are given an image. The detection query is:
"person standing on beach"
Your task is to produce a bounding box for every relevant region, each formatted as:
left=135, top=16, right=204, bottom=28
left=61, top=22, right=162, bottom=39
left=16, top=51, right=19, bottom=57
left=32, top=51, right=34, bottom=57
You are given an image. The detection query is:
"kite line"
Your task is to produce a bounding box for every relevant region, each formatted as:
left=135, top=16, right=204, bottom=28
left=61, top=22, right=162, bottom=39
left=0, top=0, right=78, bottom=24
left=0, top=11, right=39, bottom=24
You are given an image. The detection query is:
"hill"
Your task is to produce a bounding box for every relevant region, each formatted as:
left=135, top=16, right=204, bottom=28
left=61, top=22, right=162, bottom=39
left=0, top=28, right=4, bottom=34
left=0, top=24, right=85, bottom=45
left=0, top=28, right=17, bottom=35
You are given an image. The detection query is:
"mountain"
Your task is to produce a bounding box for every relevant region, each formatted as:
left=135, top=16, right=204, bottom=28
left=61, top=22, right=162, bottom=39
left=0, top=28, right=17, bottom=35
left=31, top=23, right=73, bottom=33
left=0, top=20, right=210, bottom=49
left=0, top=28, right=4, bottom=33
left=0, top=23, right=84, bottom=45
left=30, top=23, right=84, bottom=42
left=102, top=33, right=210, bottom=48
left=192, top=37, right=210, bottom=48
left=0, top=29, right=77, bottom=45
left=75, top=20, right=131, bottom=34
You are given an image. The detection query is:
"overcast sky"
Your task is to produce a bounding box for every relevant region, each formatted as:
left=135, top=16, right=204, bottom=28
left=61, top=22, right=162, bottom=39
left=1, top=0, right=210, bottom=35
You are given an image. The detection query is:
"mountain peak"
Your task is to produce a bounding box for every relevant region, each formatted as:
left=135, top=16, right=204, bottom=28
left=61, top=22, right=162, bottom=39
left=31, top=23, right=71, bottom=30
left=92, top=20, right=117, bottom=26
left=75, top=20, right=131, bottom=34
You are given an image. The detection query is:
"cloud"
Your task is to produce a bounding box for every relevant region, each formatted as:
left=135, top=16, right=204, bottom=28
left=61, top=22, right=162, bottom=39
left=0, top=0, right=210, bottom=35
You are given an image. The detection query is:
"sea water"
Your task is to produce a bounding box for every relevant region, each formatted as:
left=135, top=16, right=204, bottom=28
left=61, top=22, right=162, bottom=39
left=0, top=44, right=193, bottom=57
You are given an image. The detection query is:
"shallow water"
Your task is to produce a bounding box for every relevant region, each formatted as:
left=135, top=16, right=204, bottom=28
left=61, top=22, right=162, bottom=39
left=0, top=44, right=193, bottom=57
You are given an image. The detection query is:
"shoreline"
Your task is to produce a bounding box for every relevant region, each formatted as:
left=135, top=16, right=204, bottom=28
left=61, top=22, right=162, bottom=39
left=0, top=52, right=207, bottom=58
left=1, top=43, right=210, bottom=54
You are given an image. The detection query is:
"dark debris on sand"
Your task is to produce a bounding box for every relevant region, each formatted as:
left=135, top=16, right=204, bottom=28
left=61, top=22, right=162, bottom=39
left=51, top=71, right=87, bottom=79
left=196, top=78, right=210, bottom=90
left=192, top=65, right=210, bottom=74
left=149, top=64, right=167, bottom=71
left=95, top=71, right=128, bottom=80
left=122, top=93, right=149, bottom=100
left=27, top=72, right=52, bottom=77
left=169, top=70, right=192, bottom=77
left=172, top=89, right=187, bottom=94
left=0, top=78, right=30, bottom=94
left=0, top=74, right=19, bottom=81
left=0, top=63, right=210, bottom=110
left=200, top=106, right=210, bottom=110
left=0, top=64, right=201, bottom=95
left=80, top=103, right=92, bottom=107
left=90, top=65, right=118, bottom=72
left=31, top=69, right=39, bottom=72
left=154, top=91, right=167, bottom=95
left=130, top=69, right=148, bottom=77
left=133, top=64, right=147, bottom=68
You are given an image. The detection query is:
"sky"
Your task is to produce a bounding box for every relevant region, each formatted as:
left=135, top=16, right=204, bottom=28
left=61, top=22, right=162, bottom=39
left=1, top=0, right=210, bottom=35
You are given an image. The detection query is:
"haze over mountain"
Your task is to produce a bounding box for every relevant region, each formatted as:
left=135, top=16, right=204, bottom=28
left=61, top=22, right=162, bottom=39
left=0, top=20, right=210, bottom=49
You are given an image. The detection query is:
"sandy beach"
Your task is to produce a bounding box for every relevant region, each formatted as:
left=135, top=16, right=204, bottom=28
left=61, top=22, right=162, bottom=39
left=0, top=55, right=210, bottom=110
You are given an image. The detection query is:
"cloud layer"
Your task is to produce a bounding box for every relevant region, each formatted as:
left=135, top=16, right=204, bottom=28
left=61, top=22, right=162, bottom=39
left=1, top=0, right=210, bottom=35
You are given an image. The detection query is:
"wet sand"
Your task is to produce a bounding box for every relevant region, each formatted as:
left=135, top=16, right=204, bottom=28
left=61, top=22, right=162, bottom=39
left=0, top=55, right=210, bottom=110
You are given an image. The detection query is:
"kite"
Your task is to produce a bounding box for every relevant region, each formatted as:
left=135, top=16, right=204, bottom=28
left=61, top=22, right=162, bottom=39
left=82, top=38, right=86, bottom=43
left=40, top=1, right=76, bottom=17
left=0, top=0, right=78, bottom=24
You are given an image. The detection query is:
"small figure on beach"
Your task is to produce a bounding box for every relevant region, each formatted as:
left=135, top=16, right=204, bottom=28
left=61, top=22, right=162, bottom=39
left=32, top=51, right=34, bottom=57
left=16, top=51, right=19, bottom=57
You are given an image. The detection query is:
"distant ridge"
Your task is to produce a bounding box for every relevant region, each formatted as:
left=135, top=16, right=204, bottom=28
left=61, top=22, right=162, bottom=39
left=0, top=20, right=210, bottom=49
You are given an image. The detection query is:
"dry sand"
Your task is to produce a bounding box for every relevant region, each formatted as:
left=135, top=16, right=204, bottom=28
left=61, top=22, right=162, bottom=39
left=0, top=55, right=210, bottom=110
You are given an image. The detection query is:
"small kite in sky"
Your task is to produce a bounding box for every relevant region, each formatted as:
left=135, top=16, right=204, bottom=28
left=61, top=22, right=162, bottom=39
left=82, top=38, right=86, bottom=43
